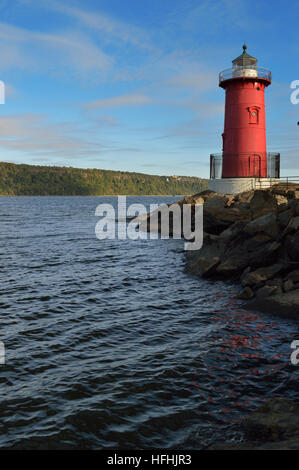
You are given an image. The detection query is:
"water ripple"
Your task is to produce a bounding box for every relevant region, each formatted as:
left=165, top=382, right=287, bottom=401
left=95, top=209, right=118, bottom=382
left=0, top=196, right=298, bottom=449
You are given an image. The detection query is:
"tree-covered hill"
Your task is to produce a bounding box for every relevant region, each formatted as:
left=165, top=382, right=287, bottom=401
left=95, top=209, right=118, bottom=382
left=0, top=162, right=208, bottom=196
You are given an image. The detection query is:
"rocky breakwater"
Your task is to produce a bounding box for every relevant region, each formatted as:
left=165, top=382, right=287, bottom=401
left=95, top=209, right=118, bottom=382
left=183, top=184, right=299, bottom=316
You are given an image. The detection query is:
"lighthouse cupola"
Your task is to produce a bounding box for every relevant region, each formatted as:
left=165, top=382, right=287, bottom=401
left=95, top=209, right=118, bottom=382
left=232, top=44, right=258, bottom=78
left=209, top=45, right=280, bottom=194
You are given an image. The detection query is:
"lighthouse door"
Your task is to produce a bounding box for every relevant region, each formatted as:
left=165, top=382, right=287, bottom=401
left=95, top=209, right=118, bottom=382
left=250, top=154, right=261, bottom=177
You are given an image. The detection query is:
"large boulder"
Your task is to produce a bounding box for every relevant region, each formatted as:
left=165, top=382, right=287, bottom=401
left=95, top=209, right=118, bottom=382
left=203, top=211, right=231, bottom=235
left=287, top=270, right=299, bottom=282
left=216, top=240, right=281, bottom=276
left=244, top=213, right=279, bottom=238
left=250, top=190, right=278, bottom=219
left=246, top=290, right=299, bottom=316
left=218, top=221, right=246, bottom=241
left=241, top=264, right=284, bottom=287
left=236, top=286, right=255, bottom=299
left=204, top=194, right=251, bottom=225
left=286, top=189, right=299, bottom=199
left=241, top=398, right=299, bottom=442
left=285, top=232, right=299, bottom=261
left=187, top=256, right=220, bottom=277
left=283, top=279, right=294, bottom=292
left=185, top=233, right=223, bottom=277
left=283, top=216, right=299, bottom=236
left=277, top=209, right=293, bottom=228
left=274, top=194, right=289, bottom=206
left=232, top=190, right=254, bottom=204
left=289, top=199, right=299, bottom=216
left=256, top=284, right=282, bottom=299
left=210, top=398, right=299, bottom=450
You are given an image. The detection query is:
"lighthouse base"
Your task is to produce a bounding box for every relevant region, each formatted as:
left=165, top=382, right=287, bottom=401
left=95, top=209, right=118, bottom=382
left=209, top=178, right=280, bottom=195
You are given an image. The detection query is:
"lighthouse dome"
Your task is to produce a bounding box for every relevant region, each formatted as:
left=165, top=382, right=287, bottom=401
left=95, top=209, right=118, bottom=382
left=219, top=45, right=271, bottom=86
left=232, top=44, right=258, bottom=78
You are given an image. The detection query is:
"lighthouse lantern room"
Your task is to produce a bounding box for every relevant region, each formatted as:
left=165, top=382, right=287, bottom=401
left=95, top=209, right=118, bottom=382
left=210, top=45, right=280, bottom=194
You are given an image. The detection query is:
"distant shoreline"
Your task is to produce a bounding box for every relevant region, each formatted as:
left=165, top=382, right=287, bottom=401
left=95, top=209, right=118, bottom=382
left=0, top=161, right=208, bottom=197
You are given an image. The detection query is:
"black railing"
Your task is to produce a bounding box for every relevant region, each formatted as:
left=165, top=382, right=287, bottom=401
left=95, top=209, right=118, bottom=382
left=210, top=153, right=280, bottom=179
left=279, top=177, right=299, bottom=190
left=219, top=66, right=271, bottom=84
left=210, top=154, right=223, bottom=179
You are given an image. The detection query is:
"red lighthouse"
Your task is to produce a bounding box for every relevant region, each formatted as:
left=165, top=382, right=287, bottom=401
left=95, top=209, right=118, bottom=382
left=210, top=45, right=280, bottom=194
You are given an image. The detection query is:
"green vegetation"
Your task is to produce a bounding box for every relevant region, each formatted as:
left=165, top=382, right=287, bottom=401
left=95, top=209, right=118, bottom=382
left=0, top=162, right=208, bottom=196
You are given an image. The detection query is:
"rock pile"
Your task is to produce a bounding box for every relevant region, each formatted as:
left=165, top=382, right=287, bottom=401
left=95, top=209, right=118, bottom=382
left=183, top=184, right=299, bottom=315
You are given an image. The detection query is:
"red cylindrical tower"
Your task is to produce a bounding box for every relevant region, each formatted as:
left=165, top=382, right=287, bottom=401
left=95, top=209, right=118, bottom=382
left=220, top=45, right=271, bottom=178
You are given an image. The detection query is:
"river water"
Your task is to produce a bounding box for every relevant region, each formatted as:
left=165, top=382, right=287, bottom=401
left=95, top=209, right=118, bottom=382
left=0, top=196, right=298, bottom=449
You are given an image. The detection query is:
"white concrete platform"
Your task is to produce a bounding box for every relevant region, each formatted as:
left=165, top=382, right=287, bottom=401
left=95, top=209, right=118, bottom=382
left=209, top=178, right=280, bottom=194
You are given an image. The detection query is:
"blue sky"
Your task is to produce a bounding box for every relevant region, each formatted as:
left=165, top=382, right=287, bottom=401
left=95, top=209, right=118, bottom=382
left=0, top=0, right=298, bottom=177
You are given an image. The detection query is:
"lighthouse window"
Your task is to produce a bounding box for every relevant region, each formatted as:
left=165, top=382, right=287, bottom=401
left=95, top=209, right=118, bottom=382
left=248, top=107, right=259, bottom=124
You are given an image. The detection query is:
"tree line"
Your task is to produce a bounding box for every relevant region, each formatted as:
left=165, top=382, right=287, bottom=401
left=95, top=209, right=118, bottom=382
left=0, top=162, right=208, bottom=196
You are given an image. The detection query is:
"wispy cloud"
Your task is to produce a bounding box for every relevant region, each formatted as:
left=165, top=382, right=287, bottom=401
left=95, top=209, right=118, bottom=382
left=21, top=0, right=154, bottom=51
left=166, top=0, right=272, bottom=38
left=85, top=94, right=151, bottom=110
left=0, top=113, right=147, bottom=166
left=0, top=21, right=113, bottom=77
left=167, top=71, right=216, bottom=91
left=0, top=114, right=103, bottom=158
